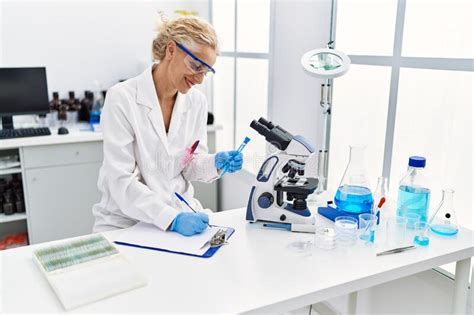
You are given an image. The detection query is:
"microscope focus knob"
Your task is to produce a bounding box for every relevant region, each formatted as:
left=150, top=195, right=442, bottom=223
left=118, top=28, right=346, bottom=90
left=258, top=193, right=274, bottom=209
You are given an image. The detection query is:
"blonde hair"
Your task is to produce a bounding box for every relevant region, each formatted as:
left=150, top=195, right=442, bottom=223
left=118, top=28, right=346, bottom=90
left=152, top=13, right=219, bottom=61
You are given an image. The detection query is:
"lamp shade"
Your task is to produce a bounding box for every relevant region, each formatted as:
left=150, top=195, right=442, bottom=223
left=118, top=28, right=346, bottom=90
left=301, top=48, right=351, bottom=79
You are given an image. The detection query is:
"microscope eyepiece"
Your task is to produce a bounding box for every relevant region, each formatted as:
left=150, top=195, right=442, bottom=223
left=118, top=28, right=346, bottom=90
left=258, top=117, right=275, bottom=129
left=250, top=117, right=293, bottom=151
left=250, top=120, right=270, bottom=136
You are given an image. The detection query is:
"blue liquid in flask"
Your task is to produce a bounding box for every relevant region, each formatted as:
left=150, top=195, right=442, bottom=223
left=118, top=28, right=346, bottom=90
left=335, top=185, right=374, bottom=214
left=397, top=185, right=430, bottom=223
left=430, top=224, right=458, bottom=236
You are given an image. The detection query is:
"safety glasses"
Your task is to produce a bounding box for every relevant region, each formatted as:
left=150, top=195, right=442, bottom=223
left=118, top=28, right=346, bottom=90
left=174, top=41, right=216, bottom=75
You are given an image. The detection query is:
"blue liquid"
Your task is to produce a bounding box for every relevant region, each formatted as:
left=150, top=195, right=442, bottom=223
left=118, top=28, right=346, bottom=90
left=89, top=111, right=101, bottom=125
left=335, top=185, right=374, bottom=214
left=414, top=235, right=430, bottom=246
left=360, top=230, right=375, bottom=243
left=396, top=185, right=430, bottom=223
left=430, top=224, right=458, bottom=236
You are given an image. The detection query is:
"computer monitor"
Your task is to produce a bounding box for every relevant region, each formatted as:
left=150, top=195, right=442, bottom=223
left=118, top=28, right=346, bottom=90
left=0, top=67, right=50, bottom=129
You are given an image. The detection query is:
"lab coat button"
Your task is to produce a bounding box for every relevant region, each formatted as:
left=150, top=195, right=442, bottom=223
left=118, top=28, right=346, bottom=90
left=280, top=214, right=286, bottom=221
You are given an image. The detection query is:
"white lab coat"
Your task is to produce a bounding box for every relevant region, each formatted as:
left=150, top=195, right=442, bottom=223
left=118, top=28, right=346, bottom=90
left=92, top=64, right=219, bottom=232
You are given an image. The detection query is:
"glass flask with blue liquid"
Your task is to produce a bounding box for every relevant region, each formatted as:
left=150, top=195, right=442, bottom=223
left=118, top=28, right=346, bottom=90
left=396, top=156, right=430, bottom=224
left=429, top=189, right=459, bottom=236
left=334, top=145, right=374, bottom=214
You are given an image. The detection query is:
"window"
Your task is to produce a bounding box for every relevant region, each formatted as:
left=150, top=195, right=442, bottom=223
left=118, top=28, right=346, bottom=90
left=336, top=0, right=397, bottom=56
left=329, top=65, right=391, bottom=190
left=334, top=0, right=473, bottom=275
left=392, top=69, right=473, bottom=230
left=211, top=0, right=271, bottom=173
left=402, top=0, right=473, bottom=58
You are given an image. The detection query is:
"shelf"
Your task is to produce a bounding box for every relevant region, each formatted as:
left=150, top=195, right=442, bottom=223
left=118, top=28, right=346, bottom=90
left=0, top=167, right=22, bottom=176
left=0, top=213, right=27, bottom=224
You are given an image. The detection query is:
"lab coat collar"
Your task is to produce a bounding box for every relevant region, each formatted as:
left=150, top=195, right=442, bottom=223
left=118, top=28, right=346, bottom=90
left=136, top=64, right=190, bottom=113
left=136, top=64, right=189, bottom=150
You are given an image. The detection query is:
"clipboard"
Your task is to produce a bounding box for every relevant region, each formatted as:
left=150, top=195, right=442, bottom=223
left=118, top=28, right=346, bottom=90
left=115, top=227, right=235, bottom=258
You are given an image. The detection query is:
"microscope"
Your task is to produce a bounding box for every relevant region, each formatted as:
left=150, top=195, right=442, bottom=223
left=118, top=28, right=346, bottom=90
left=246, top=118, right=319, bottom=228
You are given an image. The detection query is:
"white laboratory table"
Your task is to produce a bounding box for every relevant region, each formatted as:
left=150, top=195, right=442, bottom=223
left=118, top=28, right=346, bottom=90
left=1, top=208, right=472, bottom=314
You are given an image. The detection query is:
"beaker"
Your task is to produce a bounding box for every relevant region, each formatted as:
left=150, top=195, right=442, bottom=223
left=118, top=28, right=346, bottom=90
left=358, top=213, right=377, bottom=243
left=335, top=216, right=358, bottom=247
left=405, top=212, right=421, bottom=230
left=413, top=221, right=430, bottom=246
left=429, top=189, right=459, bottom=236
left=314, top=227, right=336, bottom=250
left=334, top=145, right=374, bottom=214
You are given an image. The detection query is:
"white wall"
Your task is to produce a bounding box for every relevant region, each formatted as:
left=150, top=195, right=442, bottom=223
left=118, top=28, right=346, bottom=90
left=0, top=0, right=209, bottom=100
left=269, top=0, right=330, bottom=151
left=219, top=0, right=331, bottom=211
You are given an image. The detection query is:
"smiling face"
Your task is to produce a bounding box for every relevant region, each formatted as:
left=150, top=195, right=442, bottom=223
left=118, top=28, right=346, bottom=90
left=166, top=41, right=217, bottom=94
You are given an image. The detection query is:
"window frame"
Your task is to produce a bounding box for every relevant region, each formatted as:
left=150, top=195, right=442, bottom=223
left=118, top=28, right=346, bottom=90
left=338, top=0, right=474, bottom=181
left=209, top=0, right=274, bottom=174
left=334, top=0, right=474, bottom=279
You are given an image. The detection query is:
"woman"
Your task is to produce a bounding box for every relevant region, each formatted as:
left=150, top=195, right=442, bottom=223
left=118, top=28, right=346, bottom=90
left=92, top=16, right=243, bottom=236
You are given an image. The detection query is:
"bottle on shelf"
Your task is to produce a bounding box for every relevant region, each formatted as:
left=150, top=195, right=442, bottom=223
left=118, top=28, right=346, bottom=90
left=10, top=174, right=24, bottom=213
left=14, top=191, right=25, bottom=213
left=90, top=81, right=105, bottom=126
left=0, top=178, right=8, bottom=215
left=67, top=91, right=80, bottom=125
left=49, top=91, right=61, bottom=111
left=3, top=191, right=15, bottom=215
left=57, top=98, right=68, bottom=126
left=79, top=91, right=93, bottom=122
left=48, top=92, right=61, bottom=127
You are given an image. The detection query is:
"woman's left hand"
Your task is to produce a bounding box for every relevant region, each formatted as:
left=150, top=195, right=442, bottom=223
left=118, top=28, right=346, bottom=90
left=215, top=151, right=243, bottom=173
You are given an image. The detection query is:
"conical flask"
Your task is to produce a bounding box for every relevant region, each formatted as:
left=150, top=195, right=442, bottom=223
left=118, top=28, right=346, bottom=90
left=334, top=145, right=374, bottom=214
left=429, top=189, right=459, bottom=236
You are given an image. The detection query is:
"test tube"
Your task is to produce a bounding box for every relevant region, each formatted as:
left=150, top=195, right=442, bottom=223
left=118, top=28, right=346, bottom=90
left=220, top=137, right=250, bottom=177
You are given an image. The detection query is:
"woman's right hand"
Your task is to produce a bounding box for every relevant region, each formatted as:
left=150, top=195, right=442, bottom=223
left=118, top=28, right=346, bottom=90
left=170, top=212, right=209, bottom=236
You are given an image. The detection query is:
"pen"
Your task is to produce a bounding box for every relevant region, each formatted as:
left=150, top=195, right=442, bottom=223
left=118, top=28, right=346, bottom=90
left=220, top=136, right=251, bottom=177
left=174, top=192, right=211, bottom=227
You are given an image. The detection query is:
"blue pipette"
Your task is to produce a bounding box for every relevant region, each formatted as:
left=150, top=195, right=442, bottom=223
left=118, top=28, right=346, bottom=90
left=220, top=136, right=251, bottom=177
